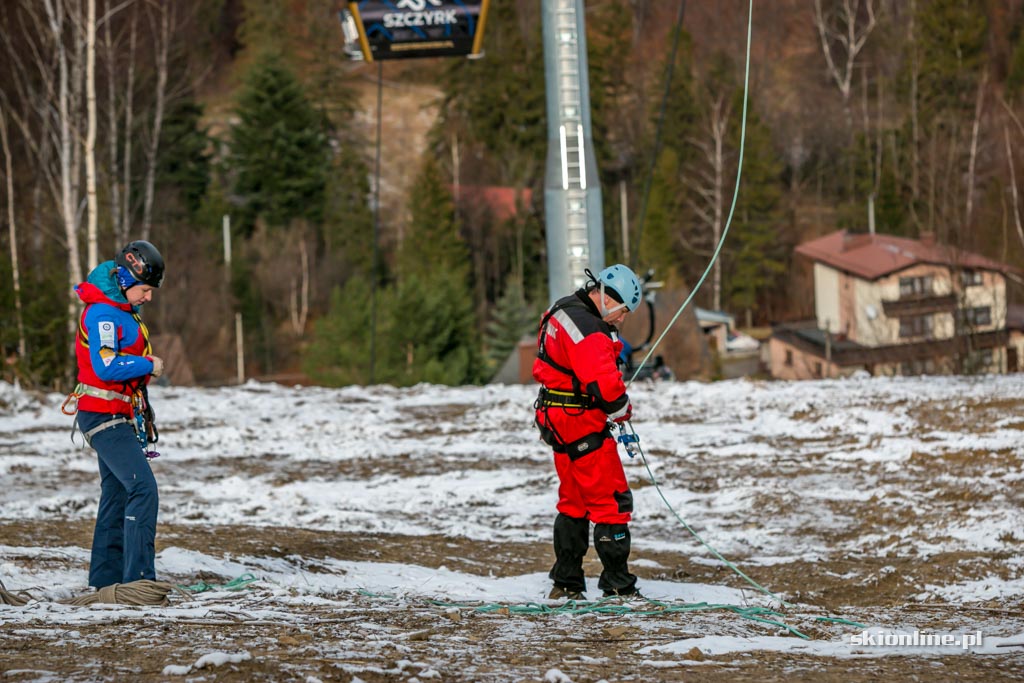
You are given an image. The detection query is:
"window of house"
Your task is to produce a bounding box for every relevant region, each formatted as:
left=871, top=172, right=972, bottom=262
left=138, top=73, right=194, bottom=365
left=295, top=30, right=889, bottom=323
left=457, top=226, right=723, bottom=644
left=900, top=359, right=932, bottom=376
left=960, top=270, right=983, bottom=287
left=899, top=314, right=933, bottom=339
left=814, top=362, right=823, bottom=378
left=962, top=306, right=992, bottom=327
left=785, top=349, right=793, bottom=366
left=966, top=349, right=994, bottom=371
left=899, top=275, right=933, bottom=298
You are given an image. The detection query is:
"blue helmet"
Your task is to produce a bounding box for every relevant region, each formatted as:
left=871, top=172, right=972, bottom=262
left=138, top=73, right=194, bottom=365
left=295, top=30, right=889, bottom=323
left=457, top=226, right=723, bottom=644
left=595, top=264, right=642, bottom=312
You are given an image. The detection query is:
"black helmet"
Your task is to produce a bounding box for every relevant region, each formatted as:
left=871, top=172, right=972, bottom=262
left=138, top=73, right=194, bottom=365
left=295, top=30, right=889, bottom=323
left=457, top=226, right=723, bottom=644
left=115, top=240, right=165, bottom=288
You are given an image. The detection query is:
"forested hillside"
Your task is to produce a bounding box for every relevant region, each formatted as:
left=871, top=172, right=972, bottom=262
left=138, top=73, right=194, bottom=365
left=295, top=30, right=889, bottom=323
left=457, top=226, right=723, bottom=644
left=1, top=0, right=1022, bottom=387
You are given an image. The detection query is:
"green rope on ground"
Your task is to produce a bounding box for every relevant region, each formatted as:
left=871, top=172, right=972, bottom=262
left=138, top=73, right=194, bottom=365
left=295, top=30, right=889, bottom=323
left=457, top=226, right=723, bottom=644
left=429, top=596, right=812, bottom=640
left=815, top=616, right=867, bottom=628
left=179, top=572, right=259, bottom=593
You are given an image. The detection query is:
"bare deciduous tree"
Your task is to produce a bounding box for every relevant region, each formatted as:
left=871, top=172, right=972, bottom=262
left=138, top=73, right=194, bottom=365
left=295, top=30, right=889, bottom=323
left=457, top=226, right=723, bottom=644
left=140, top=0, right=169, bottom=241
left=964, top=69, right=988, bottom=230
left=85, top=0, right=98, bottom=268
left=813, top=0, right=877, bottom=124
left=0, top=106, right=27, bottom=361
left=686, top=93, right=732, bottom=311
left=0, top=1, right=87, bottom=344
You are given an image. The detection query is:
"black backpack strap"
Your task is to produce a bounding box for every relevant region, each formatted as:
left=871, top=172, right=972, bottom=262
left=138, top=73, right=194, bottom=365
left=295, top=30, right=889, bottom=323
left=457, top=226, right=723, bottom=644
left=537, top=299, right=589, bottom=395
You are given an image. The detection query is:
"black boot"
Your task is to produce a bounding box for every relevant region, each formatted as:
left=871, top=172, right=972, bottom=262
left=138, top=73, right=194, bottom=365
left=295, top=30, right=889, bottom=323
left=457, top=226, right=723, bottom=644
left=594, top=523, right=638, bottom=596
left=549, top=513, right=589, bottom=594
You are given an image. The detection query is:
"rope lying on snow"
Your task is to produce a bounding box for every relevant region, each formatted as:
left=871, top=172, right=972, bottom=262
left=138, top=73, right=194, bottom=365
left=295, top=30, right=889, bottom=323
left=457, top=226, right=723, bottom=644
left=351, top=591, right=866, bottom=641
left=0, top=573, right=263, bottom=608
left=1, top=578, right=193, bottom=607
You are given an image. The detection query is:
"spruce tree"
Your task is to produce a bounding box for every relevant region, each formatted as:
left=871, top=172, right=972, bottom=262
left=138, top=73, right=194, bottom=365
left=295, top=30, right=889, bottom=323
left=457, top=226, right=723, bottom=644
left=638, top=147, right=685, bottom=283
left=915, top=0, right=988, bottom=118
left=484, top=276, right=537, bottom=372
left=229, top=52, right=329, bottom=232
left=635, top=25, right=697, bottom=285
left=725, top=101, right=786, bottom=321
left=157, top=99, right=210, bottom=218
left=438, top=2, right=545, bottom=179
left=396, top=157, right=469, bottom=280
left=385, top=156, right=481, bottom=385
left=379, top=272, right=480, bottom=386
left=302, top=277, right=374, bottom=386
left=323, top=140, right=374, bottom=275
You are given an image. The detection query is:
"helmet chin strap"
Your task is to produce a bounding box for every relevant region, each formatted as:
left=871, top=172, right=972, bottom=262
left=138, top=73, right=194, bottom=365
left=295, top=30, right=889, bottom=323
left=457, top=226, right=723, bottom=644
left=598, top=282, right=627, bottom=318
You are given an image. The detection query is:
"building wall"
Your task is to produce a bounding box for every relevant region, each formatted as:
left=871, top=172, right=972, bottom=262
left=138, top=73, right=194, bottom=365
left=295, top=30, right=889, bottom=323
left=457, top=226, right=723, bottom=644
left=961, top=271, right=1006, bottom=332
left=852, top=276, right=890, bottom=345
left=768, top=337, right=859, bottom=380
left=1011, top=331, right=1024, bottom=371
left=814, top=264, right=841, bottom=334
left=839, top=270, right=857, bottom=339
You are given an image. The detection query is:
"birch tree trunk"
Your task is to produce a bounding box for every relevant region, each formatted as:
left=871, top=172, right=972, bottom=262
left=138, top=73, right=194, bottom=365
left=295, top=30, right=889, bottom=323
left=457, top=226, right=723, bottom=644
left=85, top=0, right=98, bottom=269
left=121, top=9, right=137, bottom=244
left=41, top=0, right=85, bottom=347
left=909, top=0, right=919, bottom=212
left=813, top=0, right=877, bottom=195
left=686, top=95, right=730, bottom=312
left=102, top=0, right=121, bottom=244
left=289, top=239, right=310, bottom=336
left=141, top=1, right=169, bottom=241
left=1003, top=125, right=1024, bottom=251
left=964, top=69, right=987, bottom=230
left=0, top=108, right=27, bottom=360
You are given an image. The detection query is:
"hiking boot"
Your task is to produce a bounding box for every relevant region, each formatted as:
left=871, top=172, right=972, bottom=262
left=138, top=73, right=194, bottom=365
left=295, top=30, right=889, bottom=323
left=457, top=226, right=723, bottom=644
left=548, top=585, right=585, bottom=601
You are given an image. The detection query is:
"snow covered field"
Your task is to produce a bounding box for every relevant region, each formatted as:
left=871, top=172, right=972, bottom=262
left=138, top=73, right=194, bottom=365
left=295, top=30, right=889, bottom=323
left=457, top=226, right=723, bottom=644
left=1, top=375, right=1023, bottom=681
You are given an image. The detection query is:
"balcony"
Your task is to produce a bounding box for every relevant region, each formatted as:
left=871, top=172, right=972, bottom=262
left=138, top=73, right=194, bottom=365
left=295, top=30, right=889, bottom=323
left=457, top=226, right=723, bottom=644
left=881, top=293, right=957, bottom=317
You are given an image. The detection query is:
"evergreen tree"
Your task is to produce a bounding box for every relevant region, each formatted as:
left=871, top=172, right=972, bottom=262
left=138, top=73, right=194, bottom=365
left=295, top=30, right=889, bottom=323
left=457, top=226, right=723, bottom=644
left=396, top=156, right=468, bottom=281
left=302, top=277, right=374, bottom=386
left=586, top=0, right=633, bottom=176
left=379, top=272, right=481, bottom=386
left=484, top=276, right=537, bottom=371
left=915, top=0, right=988, bottom=119
left=725, top=99, right=786, bottom=320
left=638, top=147, right=685, bottom=283
left=157, top=99, right=211, bottom=218
left=228, top=52, right=329, bottom=232
left=322, top=140, right=374, bottom=275
left=1008, top=31, right=1024, bottom=102
left=384, top=156, right=481, bottom=385
left=634, top=25, right=697, bottom=285
left=438, top=2, right=545, bottom=182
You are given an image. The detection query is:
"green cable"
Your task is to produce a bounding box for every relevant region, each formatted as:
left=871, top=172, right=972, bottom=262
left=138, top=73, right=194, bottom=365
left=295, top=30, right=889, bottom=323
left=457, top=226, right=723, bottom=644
left=628, top=0, right=754, bottom=387
left=616, top=0, right=790, bottom=608
left=816, top=616, right=868, bottom=628
left=430, top=596, right=811, bottom=639
left=179, top=572, right=259, bottom=593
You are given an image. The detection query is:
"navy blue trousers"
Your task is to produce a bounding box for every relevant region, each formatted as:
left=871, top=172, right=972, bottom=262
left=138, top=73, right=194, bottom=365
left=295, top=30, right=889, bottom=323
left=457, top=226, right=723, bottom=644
left=79, top=411, right=159, bottom=588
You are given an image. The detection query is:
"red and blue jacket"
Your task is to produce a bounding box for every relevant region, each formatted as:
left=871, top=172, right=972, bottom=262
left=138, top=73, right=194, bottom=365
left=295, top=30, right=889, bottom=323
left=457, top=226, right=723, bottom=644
left=74, top=261, right=155, bottom=416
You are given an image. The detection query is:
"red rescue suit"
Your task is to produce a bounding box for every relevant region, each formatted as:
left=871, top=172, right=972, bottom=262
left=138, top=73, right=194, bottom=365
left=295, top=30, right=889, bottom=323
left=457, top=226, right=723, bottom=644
left=533, top=291, right=632, bottom=525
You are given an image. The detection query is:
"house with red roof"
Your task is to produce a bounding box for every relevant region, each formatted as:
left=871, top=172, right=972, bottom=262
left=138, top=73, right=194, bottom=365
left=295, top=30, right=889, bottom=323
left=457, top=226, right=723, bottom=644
left=770, top=230, right=1024, bottom=379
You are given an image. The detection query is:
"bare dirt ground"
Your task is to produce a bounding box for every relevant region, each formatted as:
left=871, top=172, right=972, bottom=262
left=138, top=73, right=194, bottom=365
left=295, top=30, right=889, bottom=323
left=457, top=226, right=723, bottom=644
left=2, top=519, right=1022, bottom=682
left=3, top=379, right=1024, bottom=681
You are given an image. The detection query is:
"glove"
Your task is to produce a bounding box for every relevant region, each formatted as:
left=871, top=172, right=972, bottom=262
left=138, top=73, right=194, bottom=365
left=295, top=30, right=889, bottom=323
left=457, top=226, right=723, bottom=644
left=612, top=401, right=633, bottom=424
left=149, top=355, right=164, bottom=378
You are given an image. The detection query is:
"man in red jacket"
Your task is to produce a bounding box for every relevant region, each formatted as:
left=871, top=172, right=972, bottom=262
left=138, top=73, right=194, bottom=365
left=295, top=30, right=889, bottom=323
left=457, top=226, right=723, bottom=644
left=533, top=264, right=643, bottom=601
